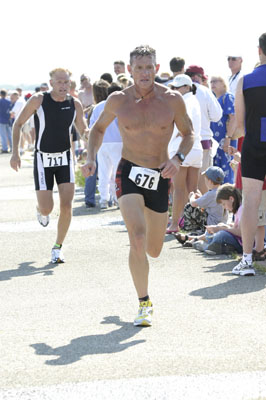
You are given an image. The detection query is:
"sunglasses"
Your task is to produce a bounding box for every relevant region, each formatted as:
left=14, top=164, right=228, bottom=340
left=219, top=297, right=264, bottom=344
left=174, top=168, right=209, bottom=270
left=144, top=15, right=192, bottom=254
left=227, top=57, right=238, bottom=61
left=170, top=85, right=185, bottom=90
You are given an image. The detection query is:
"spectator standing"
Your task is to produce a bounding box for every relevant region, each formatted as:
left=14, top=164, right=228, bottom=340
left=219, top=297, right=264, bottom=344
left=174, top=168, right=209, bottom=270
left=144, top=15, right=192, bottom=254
left=186, top=65, right=223, bottom=193
left=113, top=60, right=125, bottom=76
left=210, top=76, right=237, bottom=183
left=166, top=57, right=185, bottom=86
left=167, top=74, right=202, bottom=233
left=84, top=79, right=110, bottom=208
left=90, top=83, right=123, bottom=209
left=78, top=74, right=94, bottom=113
left=228, top=54, right=243, bottom=96
left=0, top=89, right=12, bottom=153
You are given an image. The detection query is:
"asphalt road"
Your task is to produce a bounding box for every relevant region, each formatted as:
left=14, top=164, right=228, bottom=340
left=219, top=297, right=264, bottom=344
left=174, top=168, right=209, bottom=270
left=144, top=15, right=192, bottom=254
left=1, top=152, right=266, bottom=400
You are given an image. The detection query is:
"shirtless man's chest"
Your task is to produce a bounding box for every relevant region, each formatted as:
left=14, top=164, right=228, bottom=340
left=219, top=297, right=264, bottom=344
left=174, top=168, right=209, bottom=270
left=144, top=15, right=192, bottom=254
left=113, top=91, right=176, bottom=167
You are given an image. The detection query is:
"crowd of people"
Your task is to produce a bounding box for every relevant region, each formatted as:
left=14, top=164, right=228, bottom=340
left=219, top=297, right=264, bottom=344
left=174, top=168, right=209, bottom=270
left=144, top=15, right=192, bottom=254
left=2, top=32, right=266, bottom=326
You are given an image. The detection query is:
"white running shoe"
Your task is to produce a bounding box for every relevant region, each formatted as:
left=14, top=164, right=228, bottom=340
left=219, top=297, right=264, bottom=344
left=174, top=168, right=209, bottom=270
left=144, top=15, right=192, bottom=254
left=51, top=247, right=65, bottom=264
left=100, top=200, right=108, bottom=210
left=134, top=300, right=153, bottom=327
left=37, top=208, right=50, bottom=227
left=232, top=259, right=255, bottom=276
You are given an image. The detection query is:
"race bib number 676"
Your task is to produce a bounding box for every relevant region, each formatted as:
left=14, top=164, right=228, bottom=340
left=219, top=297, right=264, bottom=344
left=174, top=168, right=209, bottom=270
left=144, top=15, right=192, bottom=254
left=128, top=166, right=160, bottom=191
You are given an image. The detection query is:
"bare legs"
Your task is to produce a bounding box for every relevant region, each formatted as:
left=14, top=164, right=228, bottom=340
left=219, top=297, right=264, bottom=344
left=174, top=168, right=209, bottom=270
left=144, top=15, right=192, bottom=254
left=241, top=177, right=263, bottom=254
left=168, top=166, right=200, bottom=232
left=36, top=182, right=74, bottom=245
left=118, top=194, right=168, bottom=298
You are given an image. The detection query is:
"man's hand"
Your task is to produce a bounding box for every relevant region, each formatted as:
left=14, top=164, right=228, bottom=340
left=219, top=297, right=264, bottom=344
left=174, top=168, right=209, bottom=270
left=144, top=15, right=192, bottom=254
left=10, top=154, right=21, bottom=171
left=159, top=157, right=180, bottom=179
left=81, top=160, right=96, bottom=177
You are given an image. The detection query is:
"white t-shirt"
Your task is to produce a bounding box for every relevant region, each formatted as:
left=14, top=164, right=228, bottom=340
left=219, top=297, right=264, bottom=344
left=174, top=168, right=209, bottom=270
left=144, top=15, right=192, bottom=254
left=229, top=71, right=243, bottom=97
left=168, top=92, right=202, bottom=158
left=194, top=83, right=223, bottom=141
left=12, top=98, right=25, bottom=119
left=89, top=101, right=122, bottom=143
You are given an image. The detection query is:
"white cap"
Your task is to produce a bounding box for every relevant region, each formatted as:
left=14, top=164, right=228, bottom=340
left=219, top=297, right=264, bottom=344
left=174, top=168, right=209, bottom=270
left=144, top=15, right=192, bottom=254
left=169, top=74, right=193, bottom=88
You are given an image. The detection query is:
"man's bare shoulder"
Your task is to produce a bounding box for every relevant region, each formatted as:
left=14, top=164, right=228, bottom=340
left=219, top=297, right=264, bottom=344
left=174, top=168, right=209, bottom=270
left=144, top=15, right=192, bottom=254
left=107, top=86, right=132, bottom=102
left=73, top=96, right=83, bottom=107
left=27, top=92, right=43, bottom=108
left=155, top=83, right=184, bottom=105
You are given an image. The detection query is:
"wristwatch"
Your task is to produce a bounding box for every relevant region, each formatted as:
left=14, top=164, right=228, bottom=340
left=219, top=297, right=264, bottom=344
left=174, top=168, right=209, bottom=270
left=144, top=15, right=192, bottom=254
left=175, top=151, right=185, bottom=163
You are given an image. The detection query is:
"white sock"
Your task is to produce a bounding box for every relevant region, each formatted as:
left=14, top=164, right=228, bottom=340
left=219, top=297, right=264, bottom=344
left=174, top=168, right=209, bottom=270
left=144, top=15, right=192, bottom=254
left=242, top=253, right=252, bottom=265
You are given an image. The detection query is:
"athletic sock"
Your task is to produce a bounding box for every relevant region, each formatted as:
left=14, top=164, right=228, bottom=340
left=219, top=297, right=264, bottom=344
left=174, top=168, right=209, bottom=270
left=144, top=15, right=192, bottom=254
left=53, top=243, right=62, bottom=249
left=139, top=295, right=150, bottom=303
left=242, top=253, right=252, bottom=265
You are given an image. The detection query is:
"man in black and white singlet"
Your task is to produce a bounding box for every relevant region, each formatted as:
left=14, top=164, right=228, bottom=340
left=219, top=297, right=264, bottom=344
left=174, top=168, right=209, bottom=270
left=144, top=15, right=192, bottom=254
left=10, top=68, right=89, bottom=264
left=232, top=32, right=266, bottom=276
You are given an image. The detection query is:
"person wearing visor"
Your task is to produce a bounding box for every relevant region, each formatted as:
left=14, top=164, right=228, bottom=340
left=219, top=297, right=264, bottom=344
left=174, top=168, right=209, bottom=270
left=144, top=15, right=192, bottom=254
left=167, top=74, right=202, bottom=234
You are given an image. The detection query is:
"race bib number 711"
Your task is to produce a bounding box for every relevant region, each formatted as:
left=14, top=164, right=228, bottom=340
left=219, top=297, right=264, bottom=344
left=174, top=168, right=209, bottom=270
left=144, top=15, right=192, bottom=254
left=128, top=166, right=160, bottom=191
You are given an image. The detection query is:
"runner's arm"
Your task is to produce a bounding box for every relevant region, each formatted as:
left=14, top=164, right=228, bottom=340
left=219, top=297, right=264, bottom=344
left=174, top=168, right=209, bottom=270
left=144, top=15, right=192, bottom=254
left=173, top=94, right=195, bottom=160
left=233, top=77, right=245, bottom=139
left=86, top=98, right=116, bottom=162
left=160, top=94, right=194, bottom=178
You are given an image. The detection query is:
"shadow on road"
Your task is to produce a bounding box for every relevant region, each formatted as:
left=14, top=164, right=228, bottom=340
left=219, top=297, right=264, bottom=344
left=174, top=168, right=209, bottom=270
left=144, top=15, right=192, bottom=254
left=30, top=315, right=145, bottom=365
left=0, top=261, right=58, bottom=281
left=189, top=260, right=266, bottom=299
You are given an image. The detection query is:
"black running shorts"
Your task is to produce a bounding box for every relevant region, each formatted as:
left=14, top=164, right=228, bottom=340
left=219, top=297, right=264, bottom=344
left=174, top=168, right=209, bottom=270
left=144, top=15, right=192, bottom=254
left=241, top=139, right=266, bottom=181
left=115, top=158, right=170, bottom=213
left=34, top=149, right=75, bottom=190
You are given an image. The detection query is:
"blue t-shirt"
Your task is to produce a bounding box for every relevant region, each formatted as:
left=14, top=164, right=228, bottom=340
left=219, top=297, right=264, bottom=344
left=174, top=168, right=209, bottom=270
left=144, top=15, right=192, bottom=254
left=0, top=98, right=12, bottom=124
left=196, top=188, right=227, bottom=225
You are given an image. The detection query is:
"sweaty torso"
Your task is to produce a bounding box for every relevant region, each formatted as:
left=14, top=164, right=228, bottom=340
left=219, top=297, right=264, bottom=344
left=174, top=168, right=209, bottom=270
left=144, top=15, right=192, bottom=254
left=113, top=84, right=177, bottom=168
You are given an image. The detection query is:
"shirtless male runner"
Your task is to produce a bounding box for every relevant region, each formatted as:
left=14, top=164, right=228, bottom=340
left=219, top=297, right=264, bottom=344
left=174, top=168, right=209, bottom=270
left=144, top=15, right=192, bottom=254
left=82, top=46, right=194, bottom=326
left=10, top=68, right=89, bottom=264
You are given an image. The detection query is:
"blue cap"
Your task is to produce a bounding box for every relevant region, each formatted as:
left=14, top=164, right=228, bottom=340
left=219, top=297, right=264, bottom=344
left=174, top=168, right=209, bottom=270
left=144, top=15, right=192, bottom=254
left=201, top=166, right=225, bottom=184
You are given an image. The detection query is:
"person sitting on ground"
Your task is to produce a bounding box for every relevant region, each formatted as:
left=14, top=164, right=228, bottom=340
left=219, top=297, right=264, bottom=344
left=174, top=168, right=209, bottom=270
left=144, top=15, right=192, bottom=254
left=175, top=166, right=227, bottom=236
left=177, top=183, right=241, bottom=254
left=202, top=183, right=243, bottom=255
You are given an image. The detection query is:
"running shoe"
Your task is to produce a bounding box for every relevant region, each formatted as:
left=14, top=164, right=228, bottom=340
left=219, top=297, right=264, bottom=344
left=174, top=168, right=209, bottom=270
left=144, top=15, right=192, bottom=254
left=193, top=240, right=208, bottom=252
left=232, top=259, right=255, bottom=276
left=51, top=247, right=65, bottom=264
left=133, top=300, right=153, bottom=327
left=100, top=200, right=108, bottom=210
left=36, top=208, right=50, bottom=227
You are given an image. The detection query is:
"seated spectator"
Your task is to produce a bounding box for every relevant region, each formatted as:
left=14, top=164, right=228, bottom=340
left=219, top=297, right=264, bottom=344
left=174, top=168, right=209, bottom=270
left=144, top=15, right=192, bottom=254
left=203, top=183, right=242, bottom=255
left=177, top=183, right=241, bottom=256
left=175, top=166, right=227, bottom=235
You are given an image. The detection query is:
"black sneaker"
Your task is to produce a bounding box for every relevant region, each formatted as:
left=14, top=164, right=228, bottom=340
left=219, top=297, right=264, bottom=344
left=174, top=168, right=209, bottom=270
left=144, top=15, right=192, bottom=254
left=85, top=202, right=95, bottom=208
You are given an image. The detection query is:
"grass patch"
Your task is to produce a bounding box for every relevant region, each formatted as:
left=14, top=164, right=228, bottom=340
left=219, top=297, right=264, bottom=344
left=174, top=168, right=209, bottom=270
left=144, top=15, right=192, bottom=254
left=253, top=262, right=266, bottom=274
left=75, top=167, right=85, bottom=188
